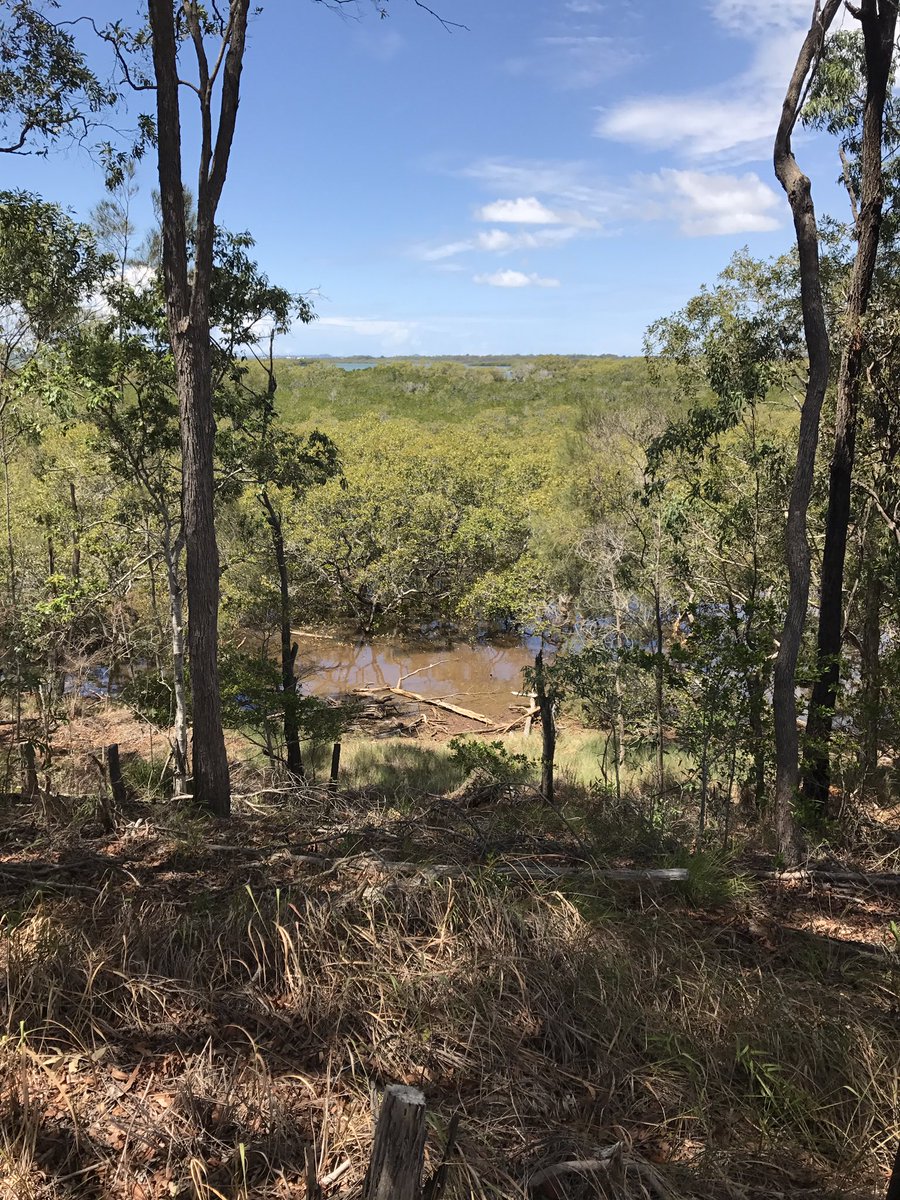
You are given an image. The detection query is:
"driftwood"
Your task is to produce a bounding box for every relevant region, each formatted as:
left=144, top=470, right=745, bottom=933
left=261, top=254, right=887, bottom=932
left=496, top=705, right=540, bottom=736
left=358, top=684, right=494, bottom=727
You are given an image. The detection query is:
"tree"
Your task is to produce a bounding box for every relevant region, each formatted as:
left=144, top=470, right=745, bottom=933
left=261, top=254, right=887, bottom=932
left=146, top=0, right=251, bottom=815
left=214, top=246, right=339, bottom=783
left=0, top=191, right=105, bottom=791
left=142, top=0, right=451, bottom=815
left=771, top=0, right=842, bottom=862
left=801, top=7, right=898, bottom=814
left=0, top=0, right=112, bottom=154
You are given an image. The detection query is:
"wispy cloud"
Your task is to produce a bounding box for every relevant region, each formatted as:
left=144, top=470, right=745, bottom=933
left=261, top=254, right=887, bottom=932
left=477, top=196, right=562, bottom=224
left=462, top=158, right=616, bottom=218
left=474, top=270, right=561, bottom=289
left=640, top=168, right=781, bottom=236
left=415, top=224, right=583, bottom=262
left=597, top=1, right=860, bottom=163
left=503, top=0, right=637, bottom=90
left=600, top=95, right=776, bottom=160
left=317, top=316, right=416, bottom=346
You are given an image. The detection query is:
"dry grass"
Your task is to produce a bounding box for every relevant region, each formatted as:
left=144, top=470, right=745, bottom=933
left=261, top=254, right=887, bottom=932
left=0, top=776, right=897, bottom=1200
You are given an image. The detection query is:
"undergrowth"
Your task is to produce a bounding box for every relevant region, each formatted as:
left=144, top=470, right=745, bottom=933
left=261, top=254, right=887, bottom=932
left=0, top=764, right=896, bottom=1200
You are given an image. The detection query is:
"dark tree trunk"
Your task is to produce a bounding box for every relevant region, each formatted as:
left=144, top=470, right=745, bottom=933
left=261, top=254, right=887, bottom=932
left=886, top=1140, right=900, bottom=1200
left=170, top=325, right=230, bottom=811
left=802, top=0, right=897, bottom=815
left=771, top=0, right=842, bottom=863
left=534, top=649, right=556, bottom=805
left=262, top=491, right=305, bottom=782
left=148, top=0, right=250, bottom=817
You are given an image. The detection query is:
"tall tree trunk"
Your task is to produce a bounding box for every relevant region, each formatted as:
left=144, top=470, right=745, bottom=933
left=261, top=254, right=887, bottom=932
left=802, top=0, right=897, bottom=814
left=858, top=562, right=882, bottom=787
left=148, top=0, right=250, bottom=817
left=161, top=521, right=189, bottom=796
left=772, top=0, right=842, bottom=863
left=170, top=325, right=229, bottom=811
left=262, top=490, right=305, bottom=782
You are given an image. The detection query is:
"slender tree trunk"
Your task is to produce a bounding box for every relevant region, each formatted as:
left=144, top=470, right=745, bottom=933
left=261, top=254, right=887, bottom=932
left=859, top=563, right=882, bottom=787
left=771, top=0, right=842, bottom=863
left=747, top=673, right=767, bottom=811
left=535, top=649, right=556, bottom=805
left=802, top=0, right=897, bottom=814
left=68, top=481, right=81, bottom=584
left=262, top=491, right=305, bottom=782
left=162, top=522, right=189, bottom=796
left=653, top=552, right=665, bottom=801
left=170, top=327, right=229, bottom=810
left=148, top=0, right=250, bottom=817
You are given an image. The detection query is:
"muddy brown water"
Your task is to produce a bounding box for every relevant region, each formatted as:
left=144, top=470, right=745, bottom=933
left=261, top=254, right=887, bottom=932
left=294, top=632, right=548, bottom=724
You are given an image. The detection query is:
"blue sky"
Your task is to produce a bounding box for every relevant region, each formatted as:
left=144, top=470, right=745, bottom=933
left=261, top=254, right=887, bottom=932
left=4, top=0, right=860, bottom=356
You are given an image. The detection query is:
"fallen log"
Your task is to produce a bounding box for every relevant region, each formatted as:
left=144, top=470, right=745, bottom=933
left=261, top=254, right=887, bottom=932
left=359, top=684, right=495, bottom=727
left=315, top=852, right=689, bottom=886
left=758, top=868, right=900, bottom=889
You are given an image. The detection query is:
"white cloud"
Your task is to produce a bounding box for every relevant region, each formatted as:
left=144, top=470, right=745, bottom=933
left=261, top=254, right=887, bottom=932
left=710, top=0, right=826, bottom=35
left=565, top=0, right=605, bottom=11
left=415, top=224, right=584, bottom=263
left=477, top=229, right=516, bottom=252
left=474, top=270, right=561, bottom=288
left=597, top=3, right=860, bottom=162
left=462, top=158, right=615, bottom=218
left=476, top=195, right=599, bottom=228
left=418, top=240, right=472, bottom=261
left=642, top=168, right=781, bottom=236
left=477, top=196, right=563, bottom=224
left=600, top=94, right=777, bottom=160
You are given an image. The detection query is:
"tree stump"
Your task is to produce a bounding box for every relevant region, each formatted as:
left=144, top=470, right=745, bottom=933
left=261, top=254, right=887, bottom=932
left=106, top=744, right=127, bottom=808
left=363, top=1084, right=427, bottom=1200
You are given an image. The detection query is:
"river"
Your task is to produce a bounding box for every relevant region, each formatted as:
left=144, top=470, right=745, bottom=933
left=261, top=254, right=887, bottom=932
left=294, top=632, right=547, bottom=724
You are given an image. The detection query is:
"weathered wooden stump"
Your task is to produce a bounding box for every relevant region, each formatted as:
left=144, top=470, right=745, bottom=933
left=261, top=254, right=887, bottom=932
left=363, top=1084, right=427, bottom=1200
left=106, top=743, right=127, bottom=808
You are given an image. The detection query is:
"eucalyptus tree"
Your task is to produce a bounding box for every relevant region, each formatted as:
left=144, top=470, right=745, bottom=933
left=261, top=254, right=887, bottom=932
left=0, top=0, right=112, bottom=153
left=800, top=10, right=899, bottom=813
left=771, top=0, right=842, bottom=861
left=113, top=0, right=455, bottom=815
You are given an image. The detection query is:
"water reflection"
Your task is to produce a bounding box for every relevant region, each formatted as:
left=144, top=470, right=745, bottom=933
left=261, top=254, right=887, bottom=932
left=296, top=633, right=547, bottom=723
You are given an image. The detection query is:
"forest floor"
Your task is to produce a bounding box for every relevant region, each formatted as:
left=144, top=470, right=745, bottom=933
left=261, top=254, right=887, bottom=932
left=0, top=714, right=898, bottom=1200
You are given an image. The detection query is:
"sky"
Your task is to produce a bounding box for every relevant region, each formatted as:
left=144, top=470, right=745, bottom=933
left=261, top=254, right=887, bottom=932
left=3, top=0, right=862, bottom=357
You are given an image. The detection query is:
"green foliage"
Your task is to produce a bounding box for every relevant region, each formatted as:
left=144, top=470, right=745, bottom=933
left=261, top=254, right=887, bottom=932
left=447, top=737, right=532, bottom=784
left=0, top=1, right=114, bottom=155
left=0, top=190, right=107, bottom=345
left=218, top=648, right=349, bottom=753
left=670, top=847, right=752, bottom=908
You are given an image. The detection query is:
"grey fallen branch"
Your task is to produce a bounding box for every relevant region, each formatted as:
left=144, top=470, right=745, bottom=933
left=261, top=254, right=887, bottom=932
left=758, top=867, right=900, bottom=889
